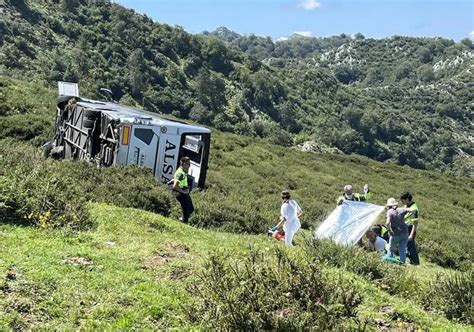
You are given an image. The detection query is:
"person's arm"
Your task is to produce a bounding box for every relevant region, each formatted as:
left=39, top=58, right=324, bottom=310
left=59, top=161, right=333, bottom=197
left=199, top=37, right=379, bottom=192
left=279, top=203, right=288, bottom=226
left=296, top=201, right=303, bottom=218
left=172, top=174, right=189, bottom=194
left=409, top=221, right=418, bottom=240
left=276, top=218, right=285, bottom=229
left=406, top=207, right=418, bottom=240
left=385, top=213, right=393, bottom=234
left=337, top=196, right=344, bottom=206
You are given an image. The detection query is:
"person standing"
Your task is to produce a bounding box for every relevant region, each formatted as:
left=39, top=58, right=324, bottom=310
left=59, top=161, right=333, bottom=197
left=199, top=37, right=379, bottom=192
left=172, top=157, right=194, bottom=223
left=337, top=184, right=371, bottom=206
left=278, top=190, right=303, bottom=246
left=385, top=198, right=410, bottom=263
left=400, top=192, right=420, bottom=265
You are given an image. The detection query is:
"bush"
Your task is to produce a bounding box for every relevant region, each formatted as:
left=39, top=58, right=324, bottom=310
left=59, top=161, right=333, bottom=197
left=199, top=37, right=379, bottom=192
left=302, top=238, right=428, bottom=301
left=423, top=269, right=473, bottom=324
left=186, top=247, right=363, bottom=330
left=0, top=140, right=172, bottom=229
left=0, top=149, right=94, bottom=229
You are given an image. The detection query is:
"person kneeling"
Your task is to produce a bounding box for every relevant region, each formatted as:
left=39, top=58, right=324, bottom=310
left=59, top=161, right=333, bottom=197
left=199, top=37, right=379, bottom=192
left=366, top=228, right=387, bottom=256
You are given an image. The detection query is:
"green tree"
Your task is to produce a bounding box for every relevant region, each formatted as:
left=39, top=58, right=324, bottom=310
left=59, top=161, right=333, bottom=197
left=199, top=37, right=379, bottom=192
left=334, top=65, right=361, bottom=84
left=189, top=102, right=213, bottom=125
left=194, top=69, right=227, bottom=113
left=127, top=49, right=148, bottom=98
left=204, top=38, right=233, bottom=74
left=417, top=64, right=435, bottom=83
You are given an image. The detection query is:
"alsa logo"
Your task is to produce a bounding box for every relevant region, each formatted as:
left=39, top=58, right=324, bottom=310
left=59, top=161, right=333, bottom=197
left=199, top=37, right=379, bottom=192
left=161, top=139, right=176, bottom=183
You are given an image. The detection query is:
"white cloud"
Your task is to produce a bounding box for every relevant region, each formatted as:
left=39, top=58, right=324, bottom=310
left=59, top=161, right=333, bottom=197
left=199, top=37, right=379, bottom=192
left=297, top=0, right=321, bottom=10
left=469, top=31, right=474, bottom=41
left=276, top=37, right=289, bottom=42
left=294, top=31, right=312, bottom=37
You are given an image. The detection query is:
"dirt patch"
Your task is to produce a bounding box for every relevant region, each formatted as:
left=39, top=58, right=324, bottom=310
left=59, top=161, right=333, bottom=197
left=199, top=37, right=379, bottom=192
left=63, top=256, right=94, bottom=268
left=379, top=306, right=395, bottom=315
left=169, top=267, right=190, bottom=280
left=144, top=253, right=171, bottom=269
left=5, top=267, right=18, bottom=281
left=144, top=243, right=190, bottom=270
left=374, top=318, right=390, bottom=329
left=161, top=242, right=190, bottom=257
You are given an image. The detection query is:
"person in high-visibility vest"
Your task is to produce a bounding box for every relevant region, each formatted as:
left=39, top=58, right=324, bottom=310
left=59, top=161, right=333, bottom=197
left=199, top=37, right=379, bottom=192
left=337, top=184, right=371, bottom=206
left=400, top=192, right=420, bottom=265
left=172, top=156, right=194, bottom=223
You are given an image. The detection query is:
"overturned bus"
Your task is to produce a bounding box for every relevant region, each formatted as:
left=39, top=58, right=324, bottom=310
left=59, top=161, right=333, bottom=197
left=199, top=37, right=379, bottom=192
left=50, top=82, right=210, bottom=188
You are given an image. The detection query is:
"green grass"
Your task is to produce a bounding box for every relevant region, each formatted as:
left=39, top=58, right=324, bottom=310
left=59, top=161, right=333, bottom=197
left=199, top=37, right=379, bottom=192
left=0, top=203, right=470, bottom=330
left=0, top=204, right=273, bottom=330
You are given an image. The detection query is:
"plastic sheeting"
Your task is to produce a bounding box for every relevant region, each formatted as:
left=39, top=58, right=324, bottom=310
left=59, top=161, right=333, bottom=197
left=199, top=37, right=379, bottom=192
left=315, top=201, right=385, bottom=246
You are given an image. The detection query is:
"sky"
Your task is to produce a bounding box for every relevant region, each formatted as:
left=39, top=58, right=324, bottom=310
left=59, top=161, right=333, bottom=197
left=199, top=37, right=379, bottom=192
left=114, top=0, right=474, bottom=41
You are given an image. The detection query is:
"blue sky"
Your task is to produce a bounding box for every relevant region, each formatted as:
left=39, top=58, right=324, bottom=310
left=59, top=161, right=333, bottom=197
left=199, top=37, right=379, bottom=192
left=115, top=0, right=474, bottom=41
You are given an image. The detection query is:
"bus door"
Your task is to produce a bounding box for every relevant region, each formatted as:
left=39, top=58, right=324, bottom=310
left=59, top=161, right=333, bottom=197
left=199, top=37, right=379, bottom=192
left=178, top=133, right=210, bottom=188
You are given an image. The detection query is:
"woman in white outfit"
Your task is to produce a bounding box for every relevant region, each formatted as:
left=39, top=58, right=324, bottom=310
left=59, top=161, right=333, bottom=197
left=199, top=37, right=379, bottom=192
left=279, top=190, right=303, bottom=246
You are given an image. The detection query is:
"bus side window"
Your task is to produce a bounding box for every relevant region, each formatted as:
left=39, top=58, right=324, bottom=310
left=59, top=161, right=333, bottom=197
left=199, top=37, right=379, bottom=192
left=134, top=128, right=154, bottom=145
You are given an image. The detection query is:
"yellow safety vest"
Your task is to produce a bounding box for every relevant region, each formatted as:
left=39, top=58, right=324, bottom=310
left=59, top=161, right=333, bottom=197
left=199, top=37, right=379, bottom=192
left=174, top=167, right=188, bottom=189
left=404, top=202, right=419, bottom=224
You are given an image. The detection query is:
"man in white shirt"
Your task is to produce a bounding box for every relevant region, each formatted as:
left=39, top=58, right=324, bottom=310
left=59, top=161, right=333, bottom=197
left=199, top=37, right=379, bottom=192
left=278, top=190, right=303, bottom=246
left=366, top=228, right=387, bottom=255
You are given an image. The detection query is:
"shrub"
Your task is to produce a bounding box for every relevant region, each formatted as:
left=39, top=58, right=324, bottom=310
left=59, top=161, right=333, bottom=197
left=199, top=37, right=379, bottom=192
left=423, top=269, right=473, bottom=324
left=0, top=140, right=172, bottom=229
left=302, top=238, right=429, bottom=302
left=186, top=247, right=363, bottom=330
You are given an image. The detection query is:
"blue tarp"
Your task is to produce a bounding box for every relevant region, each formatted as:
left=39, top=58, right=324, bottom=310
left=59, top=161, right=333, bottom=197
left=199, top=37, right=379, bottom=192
left=314, top=201, right=385, bottom=246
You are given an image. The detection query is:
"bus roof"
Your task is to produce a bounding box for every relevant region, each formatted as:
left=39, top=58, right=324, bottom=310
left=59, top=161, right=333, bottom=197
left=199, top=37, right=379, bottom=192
left=77, top=98, right=211, bottom=134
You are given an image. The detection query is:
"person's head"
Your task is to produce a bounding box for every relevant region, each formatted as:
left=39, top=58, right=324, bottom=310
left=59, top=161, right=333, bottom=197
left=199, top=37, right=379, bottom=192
left=180, top=156, right=191, bottom=171
left=281, top=190, right=291, bottom=202
left=366, top=229, right=376, bottom=242
left=386, top=197, right=398, bottom=209
left=400, top=192, right=413, bottom=205
left=343, top=184, right=353, bottom=198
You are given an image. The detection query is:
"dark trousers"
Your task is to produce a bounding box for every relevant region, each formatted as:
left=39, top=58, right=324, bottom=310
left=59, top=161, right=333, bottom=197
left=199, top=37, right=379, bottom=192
left=176, top=192, right=194, bottom=223
left=407, top=225, right=420, bottom=265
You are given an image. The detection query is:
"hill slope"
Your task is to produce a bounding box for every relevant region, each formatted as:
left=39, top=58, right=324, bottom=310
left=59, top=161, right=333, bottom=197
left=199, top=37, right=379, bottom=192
left=1, top=76, right=472, bottom=270
left=0, top=75, right=472, bottom=330
left=0, top=0, right=472, bottom=174
left=0, top=203, right=471, bottom=329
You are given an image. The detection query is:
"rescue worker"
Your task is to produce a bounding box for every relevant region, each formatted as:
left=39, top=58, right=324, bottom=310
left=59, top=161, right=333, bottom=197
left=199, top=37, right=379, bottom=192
left=172, top=156, right=194, bottom=223
left=385, top=197, right=410, bottom=263
left=337, top=184, right=371, bottom=206
left=372, top=224, right=390, bottom=242
left=400, top=192, right=420, bottom=265
left=277, top=190, right=302, bottom=246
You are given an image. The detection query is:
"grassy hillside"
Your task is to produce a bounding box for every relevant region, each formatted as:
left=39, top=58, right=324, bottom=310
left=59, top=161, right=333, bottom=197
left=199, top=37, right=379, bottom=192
left=0, top=204, right=471, bottom=330
left=0, top=76, right=472, bottom=329
left=0, top=0, right=472, bottom=173
left=0, top=76, right=472, bottom=271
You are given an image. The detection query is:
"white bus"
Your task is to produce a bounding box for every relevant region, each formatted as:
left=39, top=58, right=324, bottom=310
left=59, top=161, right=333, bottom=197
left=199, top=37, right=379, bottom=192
left=50, top=83, right=211, bottom=188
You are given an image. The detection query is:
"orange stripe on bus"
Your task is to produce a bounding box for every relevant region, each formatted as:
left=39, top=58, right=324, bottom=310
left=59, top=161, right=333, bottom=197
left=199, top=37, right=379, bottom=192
left=122, top=126, right=130, bottom=145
